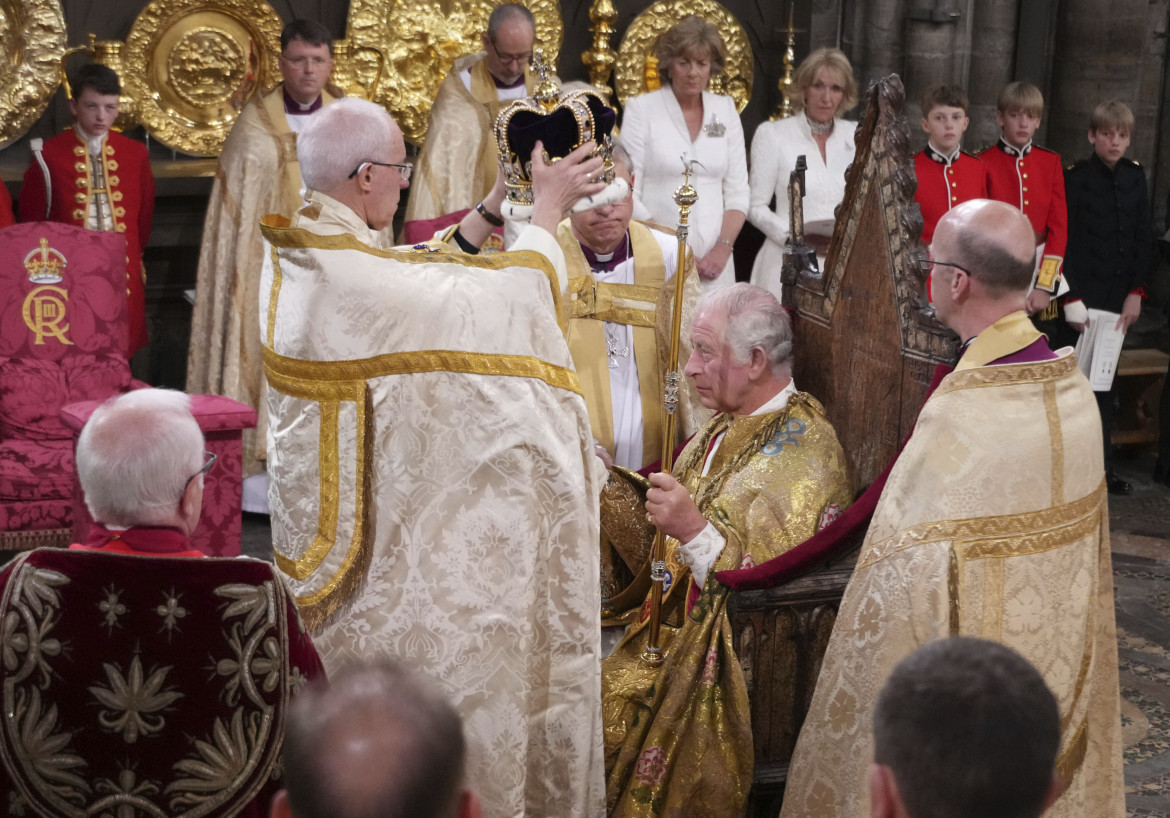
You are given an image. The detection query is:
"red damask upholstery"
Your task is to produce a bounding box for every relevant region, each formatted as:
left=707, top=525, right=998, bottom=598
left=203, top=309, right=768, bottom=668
left=61, top=395, right=258, bottom=557
left=0, top=223, right=131, bottom=550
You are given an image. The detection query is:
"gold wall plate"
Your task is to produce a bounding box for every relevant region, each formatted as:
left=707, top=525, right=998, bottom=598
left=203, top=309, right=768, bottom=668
left=0, top=0, right=66, bottom=150
left=124, top=0, right=283, bottom=157
left=614, top=0, right=752, bottom=114
left=346, top=0, right=563, bottom=146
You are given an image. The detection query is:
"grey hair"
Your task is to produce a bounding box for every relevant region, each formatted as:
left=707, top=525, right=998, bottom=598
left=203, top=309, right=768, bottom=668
left=487, top=3, right=535, bottom=40
left=76, top=389, right=203, bottom=528
left=298, top=98, right=397, bottom=193
left=283, top=660, right=467, bottom=818
left=699, top=283, right=793, bottom=378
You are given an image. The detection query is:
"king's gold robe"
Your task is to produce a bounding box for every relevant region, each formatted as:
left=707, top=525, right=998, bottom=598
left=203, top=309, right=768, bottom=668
left=187, top=84, right=339, bottom=476
left=603, top=392, right=851, bottom=817
left=780, top=313, right=1124, bottom=818
left=259, top=191, right=604, bottom=818
left=404, top=53, right=534, bottom=227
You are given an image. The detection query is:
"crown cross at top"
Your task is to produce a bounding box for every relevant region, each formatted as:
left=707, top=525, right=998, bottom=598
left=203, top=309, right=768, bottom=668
left=25, top=238, right=67, bottom=284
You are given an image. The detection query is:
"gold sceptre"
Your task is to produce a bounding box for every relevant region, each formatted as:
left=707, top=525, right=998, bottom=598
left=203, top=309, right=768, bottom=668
left=582, top=0, right=618, bottom=99
left=641, top=157, right=699, bottom=668
left=770, top=2, right=798, bottom=120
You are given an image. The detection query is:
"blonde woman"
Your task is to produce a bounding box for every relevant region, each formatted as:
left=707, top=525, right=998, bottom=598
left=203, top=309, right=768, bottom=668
left=620, top=15, right=749, bottom=289
left=748, top=47, right=858, bottom=299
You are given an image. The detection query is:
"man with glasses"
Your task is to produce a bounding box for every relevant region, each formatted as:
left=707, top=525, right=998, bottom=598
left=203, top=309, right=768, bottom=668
left=403, top=3, right=539, bottom=237
left=258, top=96, right=607, bottom=818
left=781, top=199, right=1124, bottom=818
left=0, top=387, right=325, bottom=816
left=188, top=19, right=343, bottom=501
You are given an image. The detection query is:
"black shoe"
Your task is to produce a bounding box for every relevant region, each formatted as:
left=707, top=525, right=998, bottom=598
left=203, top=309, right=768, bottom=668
left=1107, top=471, right=1133, bottom=496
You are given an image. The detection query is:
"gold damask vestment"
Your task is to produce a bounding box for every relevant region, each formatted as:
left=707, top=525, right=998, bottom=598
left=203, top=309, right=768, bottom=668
left=187, top=84, right=339, bottom=477
left=781, top=312, right=1124, bottom=818
left=259, top=193, right=605, bottom=818
left=603, top=393, right=851, bottom=817
left=404, top=53, right=534, bottom=227
left=558, top=219, right=708, bottom=468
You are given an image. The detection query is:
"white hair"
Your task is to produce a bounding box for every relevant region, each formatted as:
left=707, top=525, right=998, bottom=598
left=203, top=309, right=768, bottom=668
left=298, top=98, right=398, bottom=193
left=76, top=389, right=204, bottom=528
left=699, top=283, right=793, bottom=377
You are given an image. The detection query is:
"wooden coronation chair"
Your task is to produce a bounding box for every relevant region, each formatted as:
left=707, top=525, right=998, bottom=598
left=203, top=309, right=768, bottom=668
left=716, top=75, right=956, bottom=816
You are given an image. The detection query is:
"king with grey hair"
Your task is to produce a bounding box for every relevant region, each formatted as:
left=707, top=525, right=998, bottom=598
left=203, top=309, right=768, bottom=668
left=601, top=282, right=852, bottom=815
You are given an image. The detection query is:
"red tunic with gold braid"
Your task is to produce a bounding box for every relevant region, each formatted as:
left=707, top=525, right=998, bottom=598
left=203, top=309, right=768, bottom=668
left=0, top=182, right=13, bottom=227
left=913, top=146, right=987, bottom=244
left=19, top=129, right=155, bottom=353
left=978, top=138, right=1067, bottom=293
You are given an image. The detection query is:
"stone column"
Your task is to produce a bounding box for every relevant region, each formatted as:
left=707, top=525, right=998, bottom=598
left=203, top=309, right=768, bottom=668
left=966, top=0, right=1019, bottom=149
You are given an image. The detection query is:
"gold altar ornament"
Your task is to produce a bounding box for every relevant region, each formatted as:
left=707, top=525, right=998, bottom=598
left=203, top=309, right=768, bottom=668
left=614, top=0, right=752, bottom=114
left=770, top=2, right=798, bottom=120
left=0, top=0, right=66, bottom=150
left=345, top=0, right=563, bottom=145
left=330, top=39, right=386, bottom=101
left=582, top=0, right=618, bottom=97
left=123, top=0, right=283, bottom=157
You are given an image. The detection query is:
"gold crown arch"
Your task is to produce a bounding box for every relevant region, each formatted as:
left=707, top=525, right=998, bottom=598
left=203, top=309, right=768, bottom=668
left=0, top=0, right=67, bottom=150
left=346, top=0, right=563, bottom=146
left=122, top=0, right=283, bottom=157
left=614, top=0, right=752, bottom=114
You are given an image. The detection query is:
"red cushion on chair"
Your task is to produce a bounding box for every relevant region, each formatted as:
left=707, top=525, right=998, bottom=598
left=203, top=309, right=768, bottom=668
left=0, top=438, right=74, bottom=501
left=0, top=353, right=130, bottom=440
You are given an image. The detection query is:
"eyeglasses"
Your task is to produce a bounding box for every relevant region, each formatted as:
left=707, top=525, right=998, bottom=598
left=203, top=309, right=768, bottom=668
left=487, top=39, right=533, bottom=66
left=182, top=451, right=217, bottom=498
left=919, top=258, right=973, bottom=278
left=347, top=161, right=413, bottom=181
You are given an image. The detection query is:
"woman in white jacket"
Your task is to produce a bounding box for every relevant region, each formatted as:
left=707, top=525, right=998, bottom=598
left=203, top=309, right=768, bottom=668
left=620, top=15, right=749, bottom=290
left=748, top=48, right=858, bottom=299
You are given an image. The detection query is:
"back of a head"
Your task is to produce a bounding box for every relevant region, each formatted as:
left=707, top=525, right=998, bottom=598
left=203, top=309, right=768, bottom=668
left=75, top=389, right=203, bottom=528
left=873, top=637, right=1060, bottom=818
left=282, top=661, right=466, bottom=818
left=70, top=63, right=120, bottom=98
left=943, top=199, right=1036, bottom=296
left=298, top=97, right=397, bottom=194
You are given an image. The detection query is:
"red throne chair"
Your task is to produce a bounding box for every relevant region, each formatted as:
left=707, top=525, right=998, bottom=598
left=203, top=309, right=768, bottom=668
left=0, top=222, right=257, bottom=556
left=0, top=223, right=136, bottom=550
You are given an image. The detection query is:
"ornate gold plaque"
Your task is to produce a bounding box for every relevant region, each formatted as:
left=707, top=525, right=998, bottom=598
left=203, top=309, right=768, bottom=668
left=346, top=0, right=563, bottom=146
left=614, top=0, right=752, bottom=114
left=0, top=0, right=66, bottom=150
left=123, top=0, right=282, bottom=157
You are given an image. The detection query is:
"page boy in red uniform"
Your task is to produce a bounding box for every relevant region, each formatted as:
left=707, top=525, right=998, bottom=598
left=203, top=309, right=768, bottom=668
left=913, top=83, right=987, bottom=244
left=20, top=64, right=154, bottom=355
left=979, top=81, right=1066, bottom=320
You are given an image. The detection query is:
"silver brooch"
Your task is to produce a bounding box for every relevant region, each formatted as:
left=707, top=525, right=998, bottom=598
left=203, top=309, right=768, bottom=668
left=704, top=116, right=726, bottom=137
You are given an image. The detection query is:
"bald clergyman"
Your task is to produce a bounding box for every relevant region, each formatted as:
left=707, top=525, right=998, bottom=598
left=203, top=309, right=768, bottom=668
left=781, top=199, right=1124, bottom=818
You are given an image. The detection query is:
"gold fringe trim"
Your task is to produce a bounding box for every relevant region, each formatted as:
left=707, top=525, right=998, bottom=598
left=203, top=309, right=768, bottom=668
left=1054, top=718, right=1088, bottom=799
left=262, top=345, right=581, bottom=398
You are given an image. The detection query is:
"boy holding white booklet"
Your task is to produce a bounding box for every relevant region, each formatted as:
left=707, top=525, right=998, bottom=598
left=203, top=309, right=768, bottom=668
left=1064, top=100, right=1152, bottom=494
